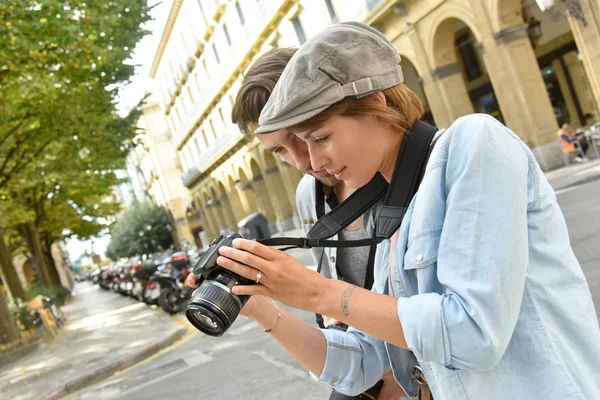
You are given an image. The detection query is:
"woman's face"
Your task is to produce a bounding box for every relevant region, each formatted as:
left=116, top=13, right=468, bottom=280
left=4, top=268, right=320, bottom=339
left=294, top=114, right=399, bottom=190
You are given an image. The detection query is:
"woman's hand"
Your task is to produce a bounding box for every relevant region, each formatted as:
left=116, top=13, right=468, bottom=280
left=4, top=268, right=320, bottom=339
left=215, top=238, right=330, bottom=313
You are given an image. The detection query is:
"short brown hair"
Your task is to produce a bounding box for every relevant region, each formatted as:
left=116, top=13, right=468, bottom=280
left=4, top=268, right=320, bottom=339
left=288, top=84, right=424, bottom=138
left=231, top=47, right=297, bottom=138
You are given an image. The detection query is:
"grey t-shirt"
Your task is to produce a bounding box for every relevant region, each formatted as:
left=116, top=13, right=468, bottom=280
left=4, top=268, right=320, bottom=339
left=336, top=226, right=371, bottom=287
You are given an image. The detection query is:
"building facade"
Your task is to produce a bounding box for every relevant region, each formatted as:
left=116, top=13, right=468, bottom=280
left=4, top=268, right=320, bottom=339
left=126, top=100, right=198, bottom=247
left=147, top=0, right=600, bottom=243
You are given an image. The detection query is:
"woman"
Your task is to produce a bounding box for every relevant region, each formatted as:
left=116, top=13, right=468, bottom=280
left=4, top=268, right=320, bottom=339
left=188, top=22, right=600, bottom=399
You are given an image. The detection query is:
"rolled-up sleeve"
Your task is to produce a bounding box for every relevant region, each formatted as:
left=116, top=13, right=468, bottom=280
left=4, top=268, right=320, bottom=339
left=311, top=327, right=389, bottom=395
left=398, top=115, right=530, bottom=371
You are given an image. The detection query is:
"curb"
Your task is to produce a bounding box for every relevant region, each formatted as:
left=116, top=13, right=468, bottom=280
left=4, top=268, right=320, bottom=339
left=0, top=338, right=43, bottom=365
left=551, top=174, right=600, bottom=191
left=42, top=326, right=187, bottom=400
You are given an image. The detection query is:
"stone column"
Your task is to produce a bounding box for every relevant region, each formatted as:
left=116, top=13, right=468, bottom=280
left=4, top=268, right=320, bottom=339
left=551, top=58, right=581, bottom=127
left=225, top=189, right=247, bottom=225
left=263, top=166, right=292, bottom=232
left=250, top=175, right=278, bottom=231
left=431, top=63, right=475, bottom=123
left=406, top=29, right=454, bottom=128
left=484, top=24, right=561, bottom=169
left=201, top=202, right=219, bottom=239
left=273, top=161, right=300, bottom=230
left=567, top=0, right=600, bottom=113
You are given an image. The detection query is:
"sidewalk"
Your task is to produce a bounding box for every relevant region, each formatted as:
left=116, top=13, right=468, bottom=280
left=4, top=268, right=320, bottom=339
left=0, top=283, right=188, bottom=400
left=544, top=159, right=600, bottom=191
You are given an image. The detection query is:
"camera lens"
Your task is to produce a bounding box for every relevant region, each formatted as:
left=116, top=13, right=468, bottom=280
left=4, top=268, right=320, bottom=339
left=195, top=313, right=218, bottom=329
left=185, top=279, right=246, bottom=336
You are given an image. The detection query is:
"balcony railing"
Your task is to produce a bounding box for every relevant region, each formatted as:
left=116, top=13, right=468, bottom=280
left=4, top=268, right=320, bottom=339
left=181, top=131, right=238, bottom=186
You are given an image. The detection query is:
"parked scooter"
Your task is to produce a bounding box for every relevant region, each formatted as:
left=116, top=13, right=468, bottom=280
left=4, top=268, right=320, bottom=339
left=132, top=260, right=160, bottom=302
left=142, top=257, right=173, bottom=305
left=158, top=253, right=194, bottom=315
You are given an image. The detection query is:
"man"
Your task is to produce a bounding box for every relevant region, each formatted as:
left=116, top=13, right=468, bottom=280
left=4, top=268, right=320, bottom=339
left=231, top=48, right=410, bottom=400
left=557, top=123, right=589, bottom=162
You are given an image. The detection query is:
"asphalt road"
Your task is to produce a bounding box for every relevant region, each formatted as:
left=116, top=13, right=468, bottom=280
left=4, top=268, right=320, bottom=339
left=555, top=179, right=600, bottom=317
left=67, top=179, right=600, bottom=400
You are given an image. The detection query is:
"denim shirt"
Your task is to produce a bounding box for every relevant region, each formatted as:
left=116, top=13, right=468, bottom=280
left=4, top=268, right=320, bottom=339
left=312, top=114, right=600, bottom=399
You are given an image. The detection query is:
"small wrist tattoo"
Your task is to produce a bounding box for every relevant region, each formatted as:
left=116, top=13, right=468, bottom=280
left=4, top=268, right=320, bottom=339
left=341, top=286, right=356, bottom=316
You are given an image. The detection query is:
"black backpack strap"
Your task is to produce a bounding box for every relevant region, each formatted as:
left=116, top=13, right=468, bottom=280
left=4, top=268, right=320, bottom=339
left=259, top=236, right=375, bottom=249
left=363, top=229, right=378, bottom=290
left=376, top=121, right=438, bottom=239
left=307, top=173, right=388, bottom=240
left=315, top=179, right=326, bottom=219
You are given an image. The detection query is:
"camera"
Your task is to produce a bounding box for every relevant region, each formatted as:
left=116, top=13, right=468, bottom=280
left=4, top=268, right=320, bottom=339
left=185, top=233, right=253, bottom=336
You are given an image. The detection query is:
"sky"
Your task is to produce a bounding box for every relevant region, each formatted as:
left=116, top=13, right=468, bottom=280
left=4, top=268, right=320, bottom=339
left=65, top=0, right=170, bottom=263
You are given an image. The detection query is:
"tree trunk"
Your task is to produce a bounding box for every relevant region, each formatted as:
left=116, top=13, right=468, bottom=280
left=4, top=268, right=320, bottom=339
left=21, top=222, right=57, bottom=287
left=0, top=290, right=19, bottom=345
left=0, top=231, right=26, bottom=300
left=42, top=245, right=62, bottom=289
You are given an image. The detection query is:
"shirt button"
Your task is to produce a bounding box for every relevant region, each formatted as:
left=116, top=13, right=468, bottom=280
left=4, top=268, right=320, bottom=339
left=416, top=254, right=424, bottom=262
left=332, top=376, right=339, bottom=383
left=428, top=365, right=433, bottom=372
left=395, top=279, right=401, bottom=285
left=329, top=256, right=335, bottom=263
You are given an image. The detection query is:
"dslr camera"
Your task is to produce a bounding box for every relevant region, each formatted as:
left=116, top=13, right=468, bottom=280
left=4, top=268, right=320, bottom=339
left=185, top=233, right=252, bottom=336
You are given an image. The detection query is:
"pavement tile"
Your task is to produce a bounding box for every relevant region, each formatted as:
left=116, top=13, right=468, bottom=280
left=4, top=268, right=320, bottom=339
left=0, top=283, right=186, bottom=400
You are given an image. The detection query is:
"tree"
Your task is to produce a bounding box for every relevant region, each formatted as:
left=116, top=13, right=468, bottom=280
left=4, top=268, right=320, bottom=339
left=0, top=289, right=19, bottom=345
left=0, top=230, right=26, bottom=300
left=0, top=0, right=151, bottom=189
left=0, top=1, right=151, bottom=287
left=106, top=202, right=174, bottom=259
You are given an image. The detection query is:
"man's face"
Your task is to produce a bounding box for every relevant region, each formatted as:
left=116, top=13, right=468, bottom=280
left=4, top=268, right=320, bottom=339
left=251, top=124, right=339, bottom=187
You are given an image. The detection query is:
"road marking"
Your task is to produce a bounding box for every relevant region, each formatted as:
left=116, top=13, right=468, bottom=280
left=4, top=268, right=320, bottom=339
left=99, top=351, right=212, bottom=397
left=247, top=350, right=310, bottom=379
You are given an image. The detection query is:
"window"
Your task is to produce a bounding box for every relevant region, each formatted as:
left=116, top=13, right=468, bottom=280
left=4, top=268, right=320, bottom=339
left=456, top=33, right=482, bottom=81
left=209, top=118, right=217, bottom=138
left=187, top=85, right=194, bottom=105
left=193, top=136, right=202, bottom=157
left=185, top=146, right=195, bottom=167
left=196, top=0, right=208, bottom=24
left=212, top=43, right=220, bottom=64
left=201, top=129, right=209, bottom=147
left=324, top=0, right=337, bottom=22
left=202, top=59, right=209, bottom=78
left=174, top=107, right=182, bottom=126
left=223, top=23, right=231, bottom=46
left=218, top=107, right=226, bottom=126
left=179, top=150, right=189, bottom=171
left=291, top=16, right=306, bottom=44
left=235, top=1, right=245, bottom=25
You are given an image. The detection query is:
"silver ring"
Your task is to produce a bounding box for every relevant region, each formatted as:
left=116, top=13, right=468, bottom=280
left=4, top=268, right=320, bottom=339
left=255, top=270, right=262, bottom=284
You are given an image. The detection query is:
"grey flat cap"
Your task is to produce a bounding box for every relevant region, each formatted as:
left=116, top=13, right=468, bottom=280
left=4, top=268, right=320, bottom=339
left=255, top=21, right=404, bottom=134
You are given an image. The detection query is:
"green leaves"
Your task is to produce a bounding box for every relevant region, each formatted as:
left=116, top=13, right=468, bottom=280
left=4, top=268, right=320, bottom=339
left=106, top=202, right=174, bottom=259
left=0, top=0, right=151, bottom=253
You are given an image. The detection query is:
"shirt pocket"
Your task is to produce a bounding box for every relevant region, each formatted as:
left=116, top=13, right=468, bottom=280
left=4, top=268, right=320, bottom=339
left=403, top=227, right=442, bottom=293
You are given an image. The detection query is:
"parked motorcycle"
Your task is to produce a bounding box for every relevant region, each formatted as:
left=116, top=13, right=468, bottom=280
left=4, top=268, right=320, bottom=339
left=144, top=252, right=193, bottom=314
left=142, top=257, right=173, bottom=305
left=132, top=260, right=160, bottom=302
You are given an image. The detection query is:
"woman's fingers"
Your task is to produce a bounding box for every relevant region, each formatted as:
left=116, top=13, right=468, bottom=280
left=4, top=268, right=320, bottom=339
left=218, top=245, right=271, bottom=273
left=231, top=238, right=279, bottom=261
left=231, top=284, right=270, bottom=297
left=217, top=256, right=263, bottom=283
left=187, top=273, right=198, bottom=288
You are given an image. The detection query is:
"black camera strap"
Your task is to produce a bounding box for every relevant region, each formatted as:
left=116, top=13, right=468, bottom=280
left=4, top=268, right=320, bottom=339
left=259, top=120, right=439, bottom=250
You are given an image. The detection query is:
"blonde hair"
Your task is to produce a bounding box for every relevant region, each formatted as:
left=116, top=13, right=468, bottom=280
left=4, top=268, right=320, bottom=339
left=288, top=83, right=424, bottom=137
